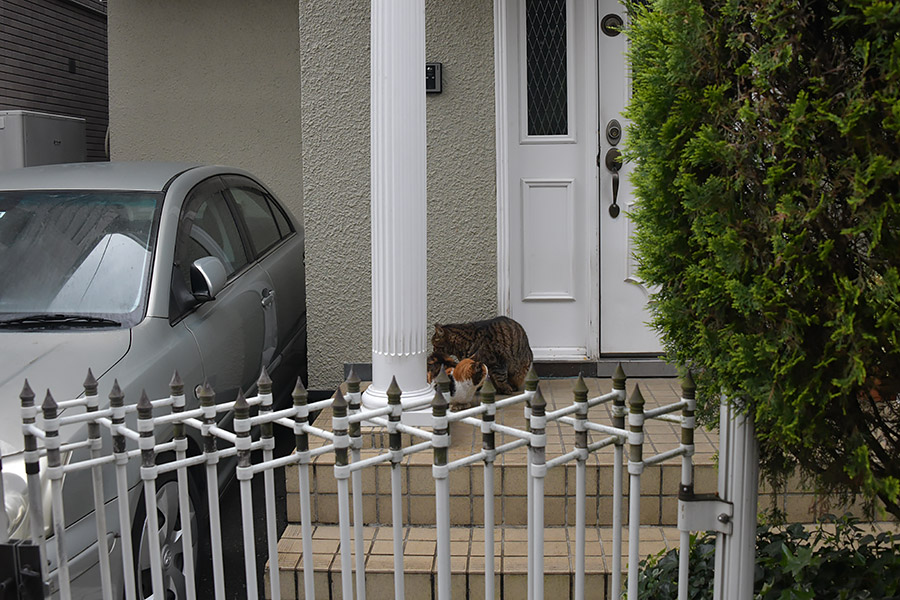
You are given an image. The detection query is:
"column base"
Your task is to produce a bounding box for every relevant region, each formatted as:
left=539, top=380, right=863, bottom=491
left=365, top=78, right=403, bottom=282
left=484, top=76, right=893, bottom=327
left=361, top=351, right=435, bottom=426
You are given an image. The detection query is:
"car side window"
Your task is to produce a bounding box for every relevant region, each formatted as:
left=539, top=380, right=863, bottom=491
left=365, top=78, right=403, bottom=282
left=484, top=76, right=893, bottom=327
left=175, top=184, right=249, bottom=286
left=228, top=183, right=289, bottom=257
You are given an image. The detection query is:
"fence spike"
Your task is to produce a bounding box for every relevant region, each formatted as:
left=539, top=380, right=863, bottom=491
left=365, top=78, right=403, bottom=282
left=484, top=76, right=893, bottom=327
left=629, top=384, right=646, bottom=411
left=524, top=366, right=539, bottom=391
left=235, top=390, right=249, bottom=417
left=83, top=369, right=98, bottom=396
left=258, top=367, right=273, bottom=395
left=613, top=363, right=627, bottom=390
left=136, top=390, right=152, bottom=417
left=573, top=373, right=588, bottom=396
left=199, top=381, right=215, bottom=406
left=387, top=376, right=402, bottom=403
left=681, top=370, right=696, bottom=399
left=480, top=377, right=496, bottom=400
left=531, top=386, right=546, bottom=414
left=109, top=380, right=124, bottom=406
left=169, top=371, right=184, bottom=396
left=333, top=387, right=348, bottom=417
left=434, top=367, right=450, bottom=391
left=19, top=379, right=35, bottom=404
left=42, top=390, right=58, bottom=417
left=346, top=367, right=361, bottom=394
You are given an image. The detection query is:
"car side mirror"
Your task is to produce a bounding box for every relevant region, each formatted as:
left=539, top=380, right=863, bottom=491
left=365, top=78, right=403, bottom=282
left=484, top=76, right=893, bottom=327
left=190, top=256, right=227, bottom=302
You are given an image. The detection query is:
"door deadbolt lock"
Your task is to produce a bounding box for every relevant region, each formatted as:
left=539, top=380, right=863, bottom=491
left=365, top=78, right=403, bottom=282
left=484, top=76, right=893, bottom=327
left=606, top=119, right=622, bottom=146
left=601, top=14, right=624, bottom=37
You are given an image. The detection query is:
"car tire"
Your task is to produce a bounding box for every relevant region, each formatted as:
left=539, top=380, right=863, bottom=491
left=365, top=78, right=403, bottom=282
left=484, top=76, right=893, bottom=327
left=130, top=471, right=203, bottom=600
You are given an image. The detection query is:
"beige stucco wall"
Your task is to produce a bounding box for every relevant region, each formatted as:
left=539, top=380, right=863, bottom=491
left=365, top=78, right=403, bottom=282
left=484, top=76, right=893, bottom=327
left=301, top=0, right=498, bottom=389
left=107, top=0, right=303, bottom=219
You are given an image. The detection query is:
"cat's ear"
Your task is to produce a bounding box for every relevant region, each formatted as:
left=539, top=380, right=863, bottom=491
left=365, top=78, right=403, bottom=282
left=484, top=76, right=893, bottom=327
left=434, top=323, right=444, bottom=335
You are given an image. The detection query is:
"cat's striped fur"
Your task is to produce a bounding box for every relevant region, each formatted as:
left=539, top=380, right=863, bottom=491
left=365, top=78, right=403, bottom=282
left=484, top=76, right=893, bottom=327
left=431, top=316, right=532, bottom=394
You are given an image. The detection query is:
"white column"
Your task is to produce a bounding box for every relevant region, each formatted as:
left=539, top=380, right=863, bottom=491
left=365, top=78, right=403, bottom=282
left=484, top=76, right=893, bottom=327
left=362, top=0, right=433, bottom=419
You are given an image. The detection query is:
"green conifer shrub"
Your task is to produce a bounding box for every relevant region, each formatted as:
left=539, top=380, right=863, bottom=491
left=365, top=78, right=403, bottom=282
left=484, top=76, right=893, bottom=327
left=626, top=0, right=900, bottom=516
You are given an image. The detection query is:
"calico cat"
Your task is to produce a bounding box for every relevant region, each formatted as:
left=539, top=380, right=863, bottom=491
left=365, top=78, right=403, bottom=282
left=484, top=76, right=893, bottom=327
left=427, top=352, right=489, bottom=410
left=431, top=316, right=532, bottom=394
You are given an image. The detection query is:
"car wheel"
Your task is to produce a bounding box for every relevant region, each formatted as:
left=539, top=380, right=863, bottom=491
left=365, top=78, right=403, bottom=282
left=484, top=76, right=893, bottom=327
left=132, top=474, right=200, bottom=600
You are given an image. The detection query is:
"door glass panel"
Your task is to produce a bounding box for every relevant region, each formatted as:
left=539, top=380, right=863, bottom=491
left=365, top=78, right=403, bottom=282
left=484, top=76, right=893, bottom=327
left=526, top=0, right=568, bottom=136
left=176, top=186, right=248, bottom=284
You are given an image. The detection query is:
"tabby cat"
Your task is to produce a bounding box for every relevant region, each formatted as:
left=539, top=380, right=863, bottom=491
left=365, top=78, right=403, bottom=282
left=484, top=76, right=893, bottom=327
left=431, top=316, right=532, bottom=394
left=427, top=352, right=489, bottom=410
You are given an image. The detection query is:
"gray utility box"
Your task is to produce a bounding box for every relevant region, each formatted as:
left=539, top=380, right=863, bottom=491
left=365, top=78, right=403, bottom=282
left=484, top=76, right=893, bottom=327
left=0, top=110, right=86, bottom=171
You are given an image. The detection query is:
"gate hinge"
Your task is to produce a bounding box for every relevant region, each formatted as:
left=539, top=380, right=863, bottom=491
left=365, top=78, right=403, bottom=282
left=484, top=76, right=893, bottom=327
left=677, top=485, right=734, bottom=535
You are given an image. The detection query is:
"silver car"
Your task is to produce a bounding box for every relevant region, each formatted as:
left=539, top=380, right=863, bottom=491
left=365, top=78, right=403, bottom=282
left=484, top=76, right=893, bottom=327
left=0, top=162, right=307, bottom=598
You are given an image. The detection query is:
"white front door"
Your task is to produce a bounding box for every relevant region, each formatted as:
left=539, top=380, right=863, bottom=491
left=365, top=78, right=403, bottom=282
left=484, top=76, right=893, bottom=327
left=500, top=0, right=661, bottom=359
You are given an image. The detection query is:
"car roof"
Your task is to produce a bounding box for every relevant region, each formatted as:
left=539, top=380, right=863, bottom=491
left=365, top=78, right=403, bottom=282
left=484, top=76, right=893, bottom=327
left=0, top=161, right=205, bottom=192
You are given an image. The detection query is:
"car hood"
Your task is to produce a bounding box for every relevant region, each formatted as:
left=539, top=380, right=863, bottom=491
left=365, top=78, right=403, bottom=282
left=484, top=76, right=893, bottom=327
left=0, top=330, right=131, bottom=454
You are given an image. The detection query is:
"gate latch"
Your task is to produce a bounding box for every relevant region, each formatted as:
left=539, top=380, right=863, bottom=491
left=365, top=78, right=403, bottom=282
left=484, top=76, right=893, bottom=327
left=677, top=485, right=734, bottom=535
left=0, top=542, right=45, bottom=600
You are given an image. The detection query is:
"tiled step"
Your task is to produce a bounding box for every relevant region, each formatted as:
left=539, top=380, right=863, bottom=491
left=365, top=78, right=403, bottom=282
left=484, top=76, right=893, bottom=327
left=267, top=521, right=900, bottom=600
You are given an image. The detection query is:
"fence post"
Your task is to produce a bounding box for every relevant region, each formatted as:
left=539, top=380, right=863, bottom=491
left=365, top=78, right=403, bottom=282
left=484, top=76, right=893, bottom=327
left=677, top=372, right=696, bottom=600
left=387, top=378, right=406, bottom=599
left=85, top=370, right=113, bottom=600
left=170, top=372, right=196, bottom=600
left=44, top=391, right=71, bottom=600
left=627, top=385, right=645, bottom=600
left=235, top=391, right=258, bottom=600
left=713, top=399, right=758, bottom=600
left=610, top=364, right=627, bottom=599
left=529, top=386, right=547, bottom=600
left=137, top=391, right=165, bottom=600
left=524, top=367, right=538, bottom=600
left=432, top=389, right=451, bottom=600
left=20, top=381, right=48, bottom=581
left=291, top=378, right=315, bottom=599
left=258, top=369, right=282, bottom=600
left=200, top=383, right=225, bottom=600
left=346, top=369, right=367, bottom=600
left=332, top=389, right=354, bottom=600
left=480, top=379, right=497, bottom=600
left=573, top=375, right=589, bottom=599
left=110, top=381, right=136, bottom=600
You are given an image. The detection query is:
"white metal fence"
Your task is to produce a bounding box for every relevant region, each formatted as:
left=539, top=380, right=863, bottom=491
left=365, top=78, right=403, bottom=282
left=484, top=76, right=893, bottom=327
left=1, top=365, right=720, bottom=600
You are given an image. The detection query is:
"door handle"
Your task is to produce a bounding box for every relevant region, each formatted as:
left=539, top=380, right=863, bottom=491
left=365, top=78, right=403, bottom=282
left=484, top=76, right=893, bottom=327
left=261, top=288, right=275, bottom=308
left=605, top=148, right=623, bottom=218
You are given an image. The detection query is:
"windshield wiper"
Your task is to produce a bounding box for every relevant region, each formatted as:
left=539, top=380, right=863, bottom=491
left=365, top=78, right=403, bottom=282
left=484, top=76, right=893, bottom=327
left=0, top=314, right=122, bottom=329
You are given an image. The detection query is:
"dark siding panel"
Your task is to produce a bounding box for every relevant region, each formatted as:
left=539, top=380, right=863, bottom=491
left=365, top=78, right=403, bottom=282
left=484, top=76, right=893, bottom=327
left=0, top=0, right=108, bottom=161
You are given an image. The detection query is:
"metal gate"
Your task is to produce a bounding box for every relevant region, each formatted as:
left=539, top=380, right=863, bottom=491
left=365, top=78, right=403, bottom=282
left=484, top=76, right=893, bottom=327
left=1, top=365, right=727, bottom=599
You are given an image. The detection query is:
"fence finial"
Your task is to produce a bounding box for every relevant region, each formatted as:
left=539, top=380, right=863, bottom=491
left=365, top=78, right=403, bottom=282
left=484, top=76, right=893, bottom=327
left=199, top=381, right=215, bottom=406
left=435, top=368, right=450, bottom=394
left=387, top=376, right=402, bottom=405
left=629, top=384, right=646, bottom=411
left=480, top=377, right=496, bottom=399
left=681, top=370, right=696, bottom=399
left=613, top=363, right=627, bottom=390
left=431, top=388, right=449, bottom=415
left=257, top=367, right=273, bottom=395
left=531, top=385, right=546, bottom=415
left=41, top=390, right=58, bottom=417
left=83, top=369, right=98, bottom=396
left=19, top=379, right=35, bottom=405
left=169, top=371, right=184, bottom=396
left=573, top=373, right=589, bottom=397
left=346, top=368, right=361, bottom=394
left=333, top=387, right=348, bottom=417
left=525, top=366, right=539, bottom=392
left=235, top=389, right=250, bottom=417
left=109, top=379, right=124, bottom=407
left=137, top=390, right=152, bottom=418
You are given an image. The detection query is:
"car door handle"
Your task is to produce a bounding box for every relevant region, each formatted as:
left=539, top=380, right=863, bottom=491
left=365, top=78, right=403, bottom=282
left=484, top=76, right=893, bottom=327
left=261, top=288, right=275, bottom=308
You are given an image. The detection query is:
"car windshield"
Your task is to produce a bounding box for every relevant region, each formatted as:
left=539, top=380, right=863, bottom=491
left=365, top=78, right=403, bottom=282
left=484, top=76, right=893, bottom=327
left=0, top=191, right=161, bottom=328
